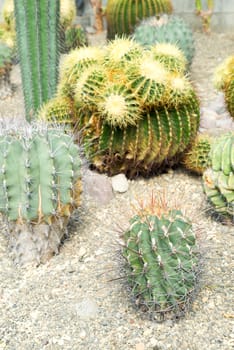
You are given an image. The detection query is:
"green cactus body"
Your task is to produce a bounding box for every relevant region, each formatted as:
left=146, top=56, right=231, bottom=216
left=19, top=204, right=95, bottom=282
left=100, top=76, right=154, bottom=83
left=133, top=15, right=195, bottom=67
left=14, top=0, right=60, bottom=120
left=106, top=0, right=173, bottom=40
left=123, top=210, right=198, bottom=312
left=203, top=134, right=234, bottom=217
left=79, top=98, right=199, bottom=177
left=0, top=128, right=82, bottom=265
left=181, top=134, right=212, bottom=175
left=39, top=96, right=75, bottom=126
left=225, top=78, right=234, bottom=119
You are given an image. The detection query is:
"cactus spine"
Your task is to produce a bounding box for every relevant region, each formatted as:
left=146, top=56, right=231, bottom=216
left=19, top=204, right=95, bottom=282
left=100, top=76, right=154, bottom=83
left=203, top=133, right=234, bottom=218
left=14, top=0, right=60, bottom=121
left=123, top=206, right=199, bottom=314
left=106, top=0, right=173, bottom=40
left=0, top=127, right=82, bottom=265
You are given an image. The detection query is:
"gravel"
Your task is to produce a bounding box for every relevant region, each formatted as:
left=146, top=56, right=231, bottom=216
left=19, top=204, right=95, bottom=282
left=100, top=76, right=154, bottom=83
left=0, top=31, right=234, bottom=350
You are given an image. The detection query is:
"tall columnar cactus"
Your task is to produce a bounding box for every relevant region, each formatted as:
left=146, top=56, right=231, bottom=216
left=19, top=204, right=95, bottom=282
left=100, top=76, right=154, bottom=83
left=181, top=134, right=212, bottom=175
left=0, top=127, right=82, bottom=266
left=106, top=0, right=173, bottom=40
left=41, top=38, right=200, bottom=178
left=14, top=0, right=60, bottom=121
left=203, top=134, right=234, bottom=219
left=133, top=15, right=195, bottom=67
left=213, top=56, right=234, bottom=119
left=123, top=206, right=199, bottom=314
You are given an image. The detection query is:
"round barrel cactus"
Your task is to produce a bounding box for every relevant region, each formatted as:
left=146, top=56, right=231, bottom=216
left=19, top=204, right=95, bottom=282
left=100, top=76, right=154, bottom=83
left=41, top=38, right=200, bottom=178
left=133, top=15, right=195, bottom=67
left=123, top=208, right=199, bottom=314
left=213, top=56, right=234, bottom=119
left=203, top=134, right=234, bottom=218
left=181, top=134, right=212, bottom=175
left=0, top=127, right=82, bottom=266
left=106, top=0, right=173, bottom=40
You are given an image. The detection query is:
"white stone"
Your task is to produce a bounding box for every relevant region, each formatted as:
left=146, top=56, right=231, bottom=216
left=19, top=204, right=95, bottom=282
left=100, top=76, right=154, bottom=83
left=111, top=174, right=129, bottom=193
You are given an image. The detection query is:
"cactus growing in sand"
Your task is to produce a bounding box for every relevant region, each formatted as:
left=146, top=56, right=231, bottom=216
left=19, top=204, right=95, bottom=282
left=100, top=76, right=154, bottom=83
left=0, top=127, right=82, bottom=266
left=122, top=196, right=199, bottom=315
left=203, top=133, right=234, bottom=219
left=106, top=0, right=173, bottom=40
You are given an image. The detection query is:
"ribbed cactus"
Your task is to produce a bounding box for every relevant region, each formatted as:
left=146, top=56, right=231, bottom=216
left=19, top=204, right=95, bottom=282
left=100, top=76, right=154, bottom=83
left=106, top=0, right=173, bottom=40
left=213, top=56, right=234, bottom=119
left=14, top=0, right=60, bottom=121
left=203, top=134, right=234, bottom=218
left=133, top=15, right=195, bottom=67
left=0, top=127, right=82, bottom=266
left=41, top=38, right=200, bottom=178
left=123, top=208, right=199, bottom=314
left=181, top=134, right=212, bottom=175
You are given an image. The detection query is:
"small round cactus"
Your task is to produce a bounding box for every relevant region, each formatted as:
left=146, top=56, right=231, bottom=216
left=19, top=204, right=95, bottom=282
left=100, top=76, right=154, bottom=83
left=203, top=133, right=234, bottom=218
left=181, top=134, right=212, bottom=175
left=123, top=202, right=199, bottom=315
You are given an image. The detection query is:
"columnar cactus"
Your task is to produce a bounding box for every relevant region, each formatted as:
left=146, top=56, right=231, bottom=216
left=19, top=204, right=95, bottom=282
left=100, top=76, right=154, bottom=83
left=41, top=38, right=200, bottom=178
left=181, top=134, right=212, bottom=175
left=133, top=15, right=195, bottom=67
left=0, top=127, right=82, bottom=266
left=123, top=207, right=199, bottom=314
left=106, top=0, right=173, bottom=40
left=203, top=134, right=234, bottom=218
left=14, top=0, right=60, bottom=121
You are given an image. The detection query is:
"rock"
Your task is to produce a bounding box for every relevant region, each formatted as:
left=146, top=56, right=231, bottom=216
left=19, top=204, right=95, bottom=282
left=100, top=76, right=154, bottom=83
left=208, top=93, right=226, bottom=114
left=111, top=174, right=129, bottom=193
left=83, top=169, right=114, bottom=205
left=136, top=343, right=145, bottom=350
left=76, top=298, right=98, bottom=319
left=200, top=107, right=219, bottom=129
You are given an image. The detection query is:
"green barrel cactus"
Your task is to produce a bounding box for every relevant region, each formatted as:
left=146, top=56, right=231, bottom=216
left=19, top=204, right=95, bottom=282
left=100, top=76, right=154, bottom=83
left=181, top=134, right=212, bottom=175
left=0, top=127, right=82, bottom=266
left=123, top=208, right=199, bottom=314
left=41, top=38, right=200, bottom=178
left=213, top=56, right=234, bottom=119
left=133, top=15, right=195, bottom=67
left=203, top=134, right=234, bottom=218
left=106, top=0, right=173, bottom=40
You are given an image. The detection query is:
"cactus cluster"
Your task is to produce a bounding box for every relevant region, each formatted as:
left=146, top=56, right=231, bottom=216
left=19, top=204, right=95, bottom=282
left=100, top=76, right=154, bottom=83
left=123, top=206, right=199, bottom=314
left=41, top=38, right=200, bottom=178
left=0, top=126, right=82, bottom=265
left=213, top=56, right=234, bottom=119
left=133, top=15, right=195, bottom=67
left=203, top=133, right=234, bottom=218
left=106, top=0, right=173, bottom=40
